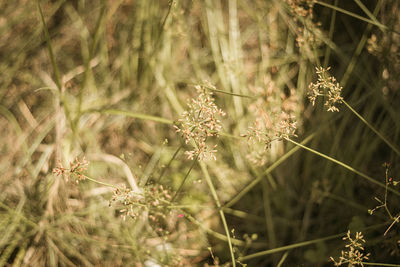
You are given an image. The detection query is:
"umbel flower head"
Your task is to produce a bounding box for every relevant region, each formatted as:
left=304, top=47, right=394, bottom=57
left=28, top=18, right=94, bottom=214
left=243, top=111, right=297, bottom=150
left=330, top=230, right=370, bottom=267
left=241, top=80, right=298, bottom=165
left=308, top=67, right=343, bottom=112
left=174, top=83, right=226, bottom=160
left=287, top=0, right=315, bottom=18
left=53, top=157, right=89, bottom=183
left=109, top=184, right=172, bottom=222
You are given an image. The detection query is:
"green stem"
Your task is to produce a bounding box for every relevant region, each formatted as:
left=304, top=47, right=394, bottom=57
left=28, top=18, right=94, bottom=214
left=76, top=1, right=106, bottom=122
left=183, top=210, right=244, bottom=247
left=224, top=133, right=315, bottom=208
left=238, top=223, right=388, bottom=261
left=343, top=100, right=400, bottom=156
left=353, top=0, right=381, bottom=26
left=84, top=109, right=241, bottom=141
left=285, top=138, right=400, bottom=197
left=239, top=233, right=344, bottom=261
left=276, top=252, right=289, bottom=267
left=362, top=263, right=400, bottom=267
left=80, top=174, right=119, bottom=189
left=199, top=84, right=255, bottom=99
left=85, top=109, right=174, bottom=124
left=200, top=162, right=236, bottom=267
left=314, top=1, right=390, bottom=33
left=384, top=166, right=393, bottom=219
left=323, top=0, right=338, bottom=68
left=156, top=144, right=183, bottom=183
left=38, top=2, right=75, bottom=132
left=262, top=179, right=276, bottom=248
left=38, top=2, right=62, bottom=90
left=171, top=155, right=198, bottom=201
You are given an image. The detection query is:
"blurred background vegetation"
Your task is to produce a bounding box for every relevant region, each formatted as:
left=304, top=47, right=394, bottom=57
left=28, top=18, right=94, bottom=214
left=1, top=0, right=400, bottom=266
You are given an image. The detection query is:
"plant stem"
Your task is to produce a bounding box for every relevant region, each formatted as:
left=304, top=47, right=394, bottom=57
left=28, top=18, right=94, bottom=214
left=183, top=210, right=244, bottom=247
left=76, top=1, right=106, bottom=123
left=200, top=162, right=236, bottom=267
left=81, top=174, right=119, bottom=189
left=362, top=262, right=400, bottom=267
left=38, top=2, right=61, bottom=90
left=171, top=155, right=198, bottom=201
left=314, top=1, right=389, bottom=32
left=90, top=109, right=174, bottom=124
left=343, top=100, right=400, bottom=156
left=224, top=133, right=315, bottom=208
left=38, top=2, right=75, bottom=132
left=285, top=138, right=400, bottom=197
left=156, top=144, right=183, bottom=183
left=238, top=222, right=388, bottom=261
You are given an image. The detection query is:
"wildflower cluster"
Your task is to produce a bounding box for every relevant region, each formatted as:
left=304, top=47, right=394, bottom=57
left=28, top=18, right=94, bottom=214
left=330, top=231, right=370, bottom=267
left=308, top=67, right=343, bottom=112
left=174, top=83, right=225, bottom=161
left=286, top=0, right=323, bottom=48
left=366, top=34, right=380, bottom=56
left=53, top=157, right=89, bottom=184
left=110, top=184, right=173, bottom=226
left=287, top=0, right=314, bottom=18
left=244, top=111, right=297, bottom=147
left=366, top=8, right=400, bottom=98
left=243, top=82, right=298, bottom=165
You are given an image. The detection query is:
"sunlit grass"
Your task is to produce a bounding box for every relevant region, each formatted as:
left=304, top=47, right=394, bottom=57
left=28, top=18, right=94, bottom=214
left=1, top=0, right=400, bottom=266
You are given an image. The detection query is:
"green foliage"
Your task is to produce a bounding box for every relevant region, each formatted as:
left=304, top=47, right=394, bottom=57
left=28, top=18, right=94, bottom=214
left=1, top=0, right=400, bottom=266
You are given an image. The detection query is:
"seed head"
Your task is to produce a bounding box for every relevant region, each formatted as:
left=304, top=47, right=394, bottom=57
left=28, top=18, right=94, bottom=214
left=330, top=230, right=370, bottom=266
left=53, top=157, right=89, bottom=183
left=308, top=67, right=343, bottom=112
left=175, top=83, right=225, bottom=161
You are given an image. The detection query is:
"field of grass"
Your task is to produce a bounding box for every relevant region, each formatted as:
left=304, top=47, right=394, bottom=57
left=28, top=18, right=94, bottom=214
left=1, top=0, right=400, bottom=266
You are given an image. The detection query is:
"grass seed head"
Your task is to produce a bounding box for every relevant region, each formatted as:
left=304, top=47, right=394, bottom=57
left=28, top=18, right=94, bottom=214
left=175, top=83, right=225, bottom=161
left=53, top=157, right=89, bottom=183
left=308, top=67, right=343, bottom=112
left=330, top=230, right=370, bottom=267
